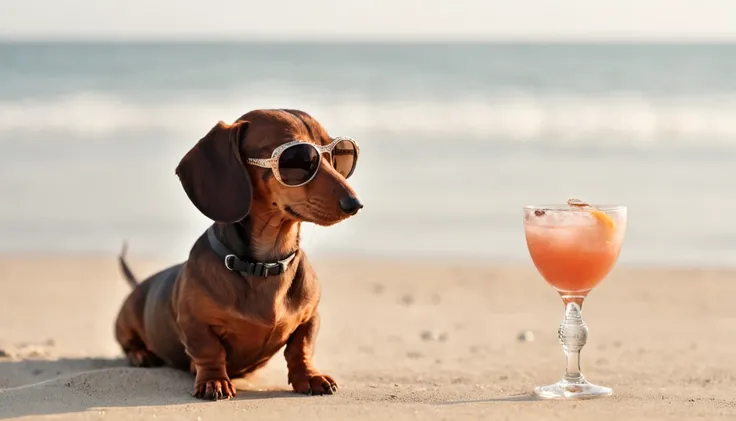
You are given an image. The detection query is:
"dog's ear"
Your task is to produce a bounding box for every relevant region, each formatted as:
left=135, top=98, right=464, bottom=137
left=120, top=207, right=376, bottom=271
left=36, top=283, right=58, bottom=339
left=175, top=120, right=252, bottom=223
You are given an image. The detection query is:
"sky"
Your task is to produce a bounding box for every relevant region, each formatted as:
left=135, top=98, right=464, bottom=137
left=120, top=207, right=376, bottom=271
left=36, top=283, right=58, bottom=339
left=1, top=0, right=736, bottom=41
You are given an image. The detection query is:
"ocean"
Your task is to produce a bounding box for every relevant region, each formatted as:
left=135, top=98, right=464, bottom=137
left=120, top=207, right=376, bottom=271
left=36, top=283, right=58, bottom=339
left=2, top=42, right=736, bottom=267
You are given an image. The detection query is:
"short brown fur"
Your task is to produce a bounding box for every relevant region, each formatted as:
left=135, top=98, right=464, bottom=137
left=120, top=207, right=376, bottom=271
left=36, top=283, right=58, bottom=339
left=114, top=109, right=362, bottom=400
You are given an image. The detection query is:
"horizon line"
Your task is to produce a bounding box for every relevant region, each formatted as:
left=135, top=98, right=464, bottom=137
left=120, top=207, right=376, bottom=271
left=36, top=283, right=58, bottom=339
left=3, top=35, right=736, bottom=45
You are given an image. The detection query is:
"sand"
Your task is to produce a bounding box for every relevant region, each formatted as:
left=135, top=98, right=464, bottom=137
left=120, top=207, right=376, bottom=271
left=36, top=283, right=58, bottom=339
left=1, top=255, right=735, bottom=420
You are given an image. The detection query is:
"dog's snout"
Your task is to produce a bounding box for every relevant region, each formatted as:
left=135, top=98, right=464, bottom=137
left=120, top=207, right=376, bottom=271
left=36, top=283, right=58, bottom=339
left=339, top=195, right=363, bottom=215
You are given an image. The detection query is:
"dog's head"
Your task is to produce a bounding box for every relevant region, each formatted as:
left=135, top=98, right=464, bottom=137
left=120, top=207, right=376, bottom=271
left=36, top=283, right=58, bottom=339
left=175, top=109, right=362, bottom=226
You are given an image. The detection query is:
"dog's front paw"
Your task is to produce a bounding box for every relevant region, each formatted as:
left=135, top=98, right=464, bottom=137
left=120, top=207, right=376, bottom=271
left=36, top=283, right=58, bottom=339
left=290, top=373, right=338, bottom=395
left=192, top=377, right=236, bottom=401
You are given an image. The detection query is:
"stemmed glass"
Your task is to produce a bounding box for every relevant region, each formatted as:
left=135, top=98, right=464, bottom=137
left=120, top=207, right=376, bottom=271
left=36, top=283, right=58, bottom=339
left=523, top=200, right=627, bottom=400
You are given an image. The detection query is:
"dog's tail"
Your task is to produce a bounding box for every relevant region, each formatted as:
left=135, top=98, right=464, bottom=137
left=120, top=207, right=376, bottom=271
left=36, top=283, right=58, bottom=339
left=118, top=241, right=139, bottom=289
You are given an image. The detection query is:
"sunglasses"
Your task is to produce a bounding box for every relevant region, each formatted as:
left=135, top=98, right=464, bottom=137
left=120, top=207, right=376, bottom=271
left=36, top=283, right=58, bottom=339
left=246, top=137, right=359, bottom=187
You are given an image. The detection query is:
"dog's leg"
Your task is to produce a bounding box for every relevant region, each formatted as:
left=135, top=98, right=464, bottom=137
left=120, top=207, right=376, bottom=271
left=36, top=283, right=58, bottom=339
left=117, top=332, right=164, bottom=368
left=179, top=316, right=235, bottom=401
left=284, top=313, right=338, bottom=395
left=115, top=296, right=164, bottom=368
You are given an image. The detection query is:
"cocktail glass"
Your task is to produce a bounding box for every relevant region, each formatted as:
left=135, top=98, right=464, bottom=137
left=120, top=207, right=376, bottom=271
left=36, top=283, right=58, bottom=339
left=523, top=202, right=627, bottom=400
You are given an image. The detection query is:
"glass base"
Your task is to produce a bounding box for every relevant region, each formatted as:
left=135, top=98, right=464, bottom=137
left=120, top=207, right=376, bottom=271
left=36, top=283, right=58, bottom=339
left=534, top=377, right=612, bottom=400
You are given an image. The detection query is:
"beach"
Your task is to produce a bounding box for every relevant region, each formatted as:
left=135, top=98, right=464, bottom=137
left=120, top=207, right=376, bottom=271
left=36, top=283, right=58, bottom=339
left=1, top=255, right=735, bottom=420
left=2, top=41, right=736, bottom=420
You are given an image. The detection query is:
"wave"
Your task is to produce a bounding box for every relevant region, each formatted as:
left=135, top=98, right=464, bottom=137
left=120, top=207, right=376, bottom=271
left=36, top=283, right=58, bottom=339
left=2, top=91, right=736, bottom=144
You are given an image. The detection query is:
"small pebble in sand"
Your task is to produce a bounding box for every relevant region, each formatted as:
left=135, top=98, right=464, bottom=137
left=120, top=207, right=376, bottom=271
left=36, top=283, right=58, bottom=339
left=401, top=294, right=415, bottom=305
left=517, top=331, right=535, bottom=342
left=421, top=330, right=449, bottom=342
left=420, top=330, right=437, bottom=341
left=0, top=349, right=11, bottom=358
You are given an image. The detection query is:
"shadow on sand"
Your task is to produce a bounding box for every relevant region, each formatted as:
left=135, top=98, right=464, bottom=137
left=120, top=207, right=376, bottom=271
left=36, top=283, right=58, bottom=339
left=436, top=393, right=539, bottom=405
left=0, top=357, right=302, bottom=419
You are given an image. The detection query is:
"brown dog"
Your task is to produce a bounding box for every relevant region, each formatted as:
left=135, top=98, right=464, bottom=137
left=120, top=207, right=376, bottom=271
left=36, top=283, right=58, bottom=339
left=114, top=109, right=362, bottom=400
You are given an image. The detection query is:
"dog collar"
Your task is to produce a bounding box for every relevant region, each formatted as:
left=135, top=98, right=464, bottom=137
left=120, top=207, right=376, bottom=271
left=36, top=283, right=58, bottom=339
left=206, top=226, right=297, bottom=277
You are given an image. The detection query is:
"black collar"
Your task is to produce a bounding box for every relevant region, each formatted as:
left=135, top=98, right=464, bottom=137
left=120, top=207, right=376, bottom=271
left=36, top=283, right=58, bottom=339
left=206, top=225, right=297, bottom=278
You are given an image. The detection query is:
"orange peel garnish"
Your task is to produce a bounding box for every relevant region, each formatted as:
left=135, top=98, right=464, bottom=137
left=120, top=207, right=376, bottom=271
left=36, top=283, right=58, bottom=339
left=590, top=210, right=616, bottom=230
left=567, top=198, right=616, bottom=231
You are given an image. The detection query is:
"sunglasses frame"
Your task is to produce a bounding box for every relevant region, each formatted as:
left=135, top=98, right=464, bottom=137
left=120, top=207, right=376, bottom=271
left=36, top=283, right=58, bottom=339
left=246, top=136, right=360, bottom=187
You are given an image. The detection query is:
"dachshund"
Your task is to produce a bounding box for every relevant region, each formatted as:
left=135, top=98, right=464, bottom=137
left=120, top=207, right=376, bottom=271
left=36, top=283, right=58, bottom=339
left=114, top=109, right=363, bottom=401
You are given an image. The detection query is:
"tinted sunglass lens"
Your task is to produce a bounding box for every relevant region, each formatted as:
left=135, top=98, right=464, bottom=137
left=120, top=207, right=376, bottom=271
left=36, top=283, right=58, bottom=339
left=278, top=144, right=320, bottom=186
left=332, top=139, right=357, bottom=178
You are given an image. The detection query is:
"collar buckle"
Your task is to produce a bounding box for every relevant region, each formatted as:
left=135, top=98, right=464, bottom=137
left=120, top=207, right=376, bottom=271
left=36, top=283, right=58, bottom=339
left=208, top=225, right=296, bottom=278
left=224, top=254, right=237, bottom=271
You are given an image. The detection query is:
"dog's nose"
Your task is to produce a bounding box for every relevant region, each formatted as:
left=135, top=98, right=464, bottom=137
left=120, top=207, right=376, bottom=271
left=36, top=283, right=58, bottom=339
left=339, top=195, right=363, bottom=215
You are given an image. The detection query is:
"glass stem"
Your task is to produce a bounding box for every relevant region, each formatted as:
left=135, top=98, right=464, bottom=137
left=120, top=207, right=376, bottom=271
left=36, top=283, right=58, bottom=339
left=558, top=298, right=588, bottom=383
